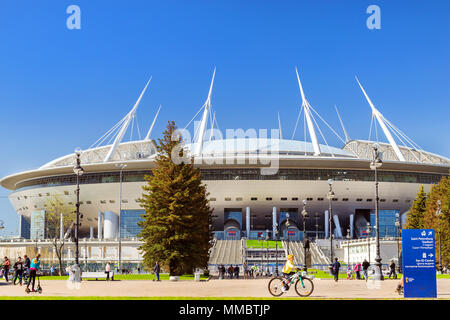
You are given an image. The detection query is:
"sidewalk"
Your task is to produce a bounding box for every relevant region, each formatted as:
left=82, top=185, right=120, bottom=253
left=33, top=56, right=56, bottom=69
left=0, top=279, right=449, bottom=299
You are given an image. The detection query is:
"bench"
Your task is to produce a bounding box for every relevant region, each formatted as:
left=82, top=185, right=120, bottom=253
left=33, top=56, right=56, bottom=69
left=81, top=271, right=114, bottom=280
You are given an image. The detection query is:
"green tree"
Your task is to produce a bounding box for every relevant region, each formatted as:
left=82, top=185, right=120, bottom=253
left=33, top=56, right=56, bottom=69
left=423, top=176, right=449, bottom=268
left=44, top=196, right=75, bottom=275
left=138, top=121, right=213, bottom=276
left=405, top=185, right=427, bottom=229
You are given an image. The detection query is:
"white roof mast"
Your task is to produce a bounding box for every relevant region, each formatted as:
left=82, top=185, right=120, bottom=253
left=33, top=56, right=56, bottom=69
left=144, top=104, right=161, bottom=140
left=355, top=76, right=406, bottom=162
left=103, top=76, right=152, bottom=162
left=295, top=67, right=321, bottom=156
left=195, top=67, right=216, bottom=156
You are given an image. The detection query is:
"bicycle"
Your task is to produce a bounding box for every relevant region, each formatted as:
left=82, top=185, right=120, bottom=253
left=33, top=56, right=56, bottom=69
left=268, top=271, right=314, bottom=297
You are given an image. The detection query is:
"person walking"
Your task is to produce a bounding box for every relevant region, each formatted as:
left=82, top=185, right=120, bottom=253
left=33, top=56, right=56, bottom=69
left=252, top=264, right=258, bottom=278
left=154, top=261, right=161, bottom=281
left=332, top=258, right=341, bottom=282
left=243, top=262, right=248, bottom=279
left=228, top=265, right=234, bottom=279
left=23, top=255, right=30, bottom=281
left=388, top=260, right=397, bottom=279
left=354, top=261, right=361, bottom=280
left=234, top=265, right=240, bottom=279
left=13, top=257, right=24, bottom=286
left=362, top=259, right=370, bottom=281
left=105, top=262, right=111, bottom=281
left=3, top=257, right=10, bottom=282
left=50, top=265, right=55, bottom=276
left=346, top=263, right=352, bottom=280
left=26, top=254, right=40, bottom=292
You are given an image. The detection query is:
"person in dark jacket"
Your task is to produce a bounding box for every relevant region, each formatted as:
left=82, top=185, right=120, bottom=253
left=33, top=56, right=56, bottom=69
left=362, top=259, right=370, bottom=281
left=13, top=257, right=24, bottom=285
left=23, top=255, right=30, bottom=275
left=228, top=265, right=234, bottom=279
left=154, top=261, right=161, bottom=281
left=332, top=258, right=341, bottom=282
left=3, top=257, right=10, bottom=282
left=234, top=265, right=240, bottom=279
left=388, top=260, right=397, bottom=279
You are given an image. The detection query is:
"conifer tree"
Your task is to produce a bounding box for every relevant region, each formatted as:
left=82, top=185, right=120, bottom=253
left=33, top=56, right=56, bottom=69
left=423, top=176, right=449, bottom=268
left=138, top=121, right=213, bottom=276
left=405, top=185, right=427, bottom=229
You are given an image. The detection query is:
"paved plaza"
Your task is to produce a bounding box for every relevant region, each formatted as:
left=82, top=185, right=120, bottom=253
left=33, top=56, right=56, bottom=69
left=0, top=279, right=449, bottom=299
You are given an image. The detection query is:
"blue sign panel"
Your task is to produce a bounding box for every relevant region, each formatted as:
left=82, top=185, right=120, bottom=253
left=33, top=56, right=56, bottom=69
left=401, top=229, right=437, bottom=298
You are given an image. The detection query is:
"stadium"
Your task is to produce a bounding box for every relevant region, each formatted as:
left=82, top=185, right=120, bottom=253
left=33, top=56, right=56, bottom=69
left=0, top=69, right=448, bottom=270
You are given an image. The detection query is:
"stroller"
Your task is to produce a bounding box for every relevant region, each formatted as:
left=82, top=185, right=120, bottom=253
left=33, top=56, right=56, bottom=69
left=25, top=271, right=42, bottom=294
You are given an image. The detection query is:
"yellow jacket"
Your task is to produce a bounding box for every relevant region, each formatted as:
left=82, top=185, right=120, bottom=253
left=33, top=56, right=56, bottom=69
left=282, top=260, right=296, bottom=273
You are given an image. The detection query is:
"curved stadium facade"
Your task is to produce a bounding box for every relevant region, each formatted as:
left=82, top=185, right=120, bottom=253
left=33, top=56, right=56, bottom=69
left=1, top=70, right=449, bottom=250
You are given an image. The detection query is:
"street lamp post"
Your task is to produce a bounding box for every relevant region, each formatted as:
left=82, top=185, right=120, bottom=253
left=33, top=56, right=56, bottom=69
left=275, top=223, right=279, bottom=276
left=285, top=218, right=291, bottom=255
left=327, top=179, right=335, bottom=273
left=367, top=222, right=372, bottom=263
left=285, top=212, right=291, bottom=255
left=395, top=213, right=401, bottom=273
left=436, top=200, right=443, bottom=273
left=314, top=212, right=319, bottom=240
left=115, top=163, right=127, bottom=274
left=72, top=148, right=84, bottom=282
left=346, top=228, right=350, bottom=269
left=265, top=230, right=270, bottom=276
left=370, top=143, right=384, bottom=280
left=301, top=200, right=308, bottom=272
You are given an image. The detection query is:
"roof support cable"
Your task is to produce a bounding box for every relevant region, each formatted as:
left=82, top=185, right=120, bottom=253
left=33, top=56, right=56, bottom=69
left=130, top=114, right=135, bottom=142
left=368, top=113, right=374, bottom=142
left=184, top=104, right=206, bottom=131
left=135, top=115, right=142, bottom=141
left=386, top=122, right=421, bottom=163
left=310, top=110, right=334, bottom=157
left=383, top=117, right=432, bottom=162
left=291, top=108, right=303, bottom=140
left=384, top=119, right=431, bottom=163
left=89, top=116, right=127, bottom=149
left=303, top=111, right=307, bottom=156
left=309, top=105, right=346, bottom=145
left=374, top=116, right=379, bottom=143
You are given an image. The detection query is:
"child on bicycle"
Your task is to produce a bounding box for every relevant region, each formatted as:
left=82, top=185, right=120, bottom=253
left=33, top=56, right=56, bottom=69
left=282, top=254, right=298, bottom=291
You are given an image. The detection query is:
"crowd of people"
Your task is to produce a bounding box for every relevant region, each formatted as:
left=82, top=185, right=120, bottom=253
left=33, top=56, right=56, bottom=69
left=217, top=263, right=275, bottom=279
left=1, top=254, right=42, bottom=292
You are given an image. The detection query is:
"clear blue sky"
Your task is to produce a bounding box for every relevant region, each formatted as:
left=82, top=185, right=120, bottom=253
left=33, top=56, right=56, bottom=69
left=0, top=0, right=449, bottom=235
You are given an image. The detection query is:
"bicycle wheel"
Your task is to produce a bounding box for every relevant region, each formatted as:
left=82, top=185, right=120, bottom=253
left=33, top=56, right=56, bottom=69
left=268, top=277, right=285, bottom=297
left=294, top=277, right=314, bottom=297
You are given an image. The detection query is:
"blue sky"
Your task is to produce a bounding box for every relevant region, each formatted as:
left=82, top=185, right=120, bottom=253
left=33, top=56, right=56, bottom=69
left=0, top=0, right=449, bottom=234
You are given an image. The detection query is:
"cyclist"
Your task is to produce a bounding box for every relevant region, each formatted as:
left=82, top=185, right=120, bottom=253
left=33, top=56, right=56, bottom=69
left=282, top=254, right=298, bottom=291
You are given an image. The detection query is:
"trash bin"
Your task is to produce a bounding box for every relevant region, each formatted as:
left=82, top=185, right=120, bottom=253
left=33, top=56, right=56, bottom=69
left=194, top=272, right=202, bottom=281
left=69, top=264, right=81, bottom=283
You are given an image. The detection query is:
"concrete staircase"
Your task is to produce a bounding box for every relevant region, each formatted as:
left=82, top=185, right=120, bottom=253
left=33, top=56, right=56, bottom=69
left=281, top=240, right=331, bottom=269
left=208, top=240, right=243, bottom=265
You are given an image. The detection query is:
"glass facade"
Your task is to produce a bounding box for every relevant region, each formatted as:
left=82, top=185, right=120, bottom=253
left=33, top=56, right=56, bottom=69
left=15, top=169, right=445, bottom=191
left=120, top=210, right=144, bottom=239
left=20, top=215, right=31, bottom=239
left=369, top=210, right=400, bottom=238
left=30, top=210, right=45, bottom=240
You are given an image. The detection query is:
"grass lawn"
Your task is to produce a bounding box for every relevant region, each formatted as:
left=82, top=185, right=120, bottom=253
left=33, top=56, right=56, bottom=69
left=246, top=240, right=283, bottom=249
left=38, top=274, right=209, bottom=281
